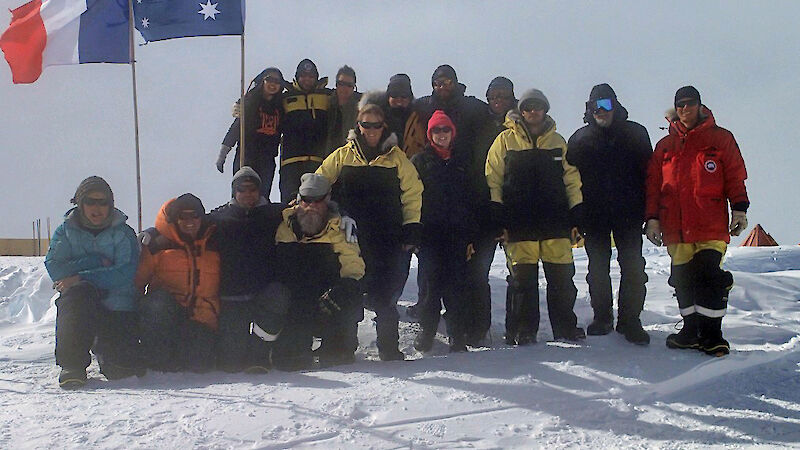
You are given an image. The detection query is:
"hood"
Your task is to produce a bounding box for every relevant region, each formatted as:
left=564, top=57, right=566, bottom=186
left=665, top=105, right=715, bottom=137
left=154, top=198, right=211, bottom=245
left=583, top=99, right=629, bottom=125
left=359, top=90, right=389, bottom=110
left=65, top=207, right=127, bottom=231
left=346, top=129, right=400, bottom=161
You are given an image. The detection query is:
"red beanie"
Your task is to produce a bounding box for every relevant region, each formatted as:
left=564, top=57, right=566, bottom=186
left=426, top=110, right=457, bottom=143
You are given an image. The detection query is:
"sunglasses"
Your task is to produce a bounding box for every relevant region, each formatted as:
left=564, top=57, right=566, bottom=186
left=591, top=98, right=614, bottom=113
left=487, top=95, right=513, bottom=103
left=359, top=121, right=383, bottom=130
left=336, top=80, right=355, bottom=88
left=263, top=77, right=283, bottom=85
left=300, top=194, right=326, bottom=204
left=432, top=78, right=454, bottom=88
left=675, top=98, right=699, bottom=108
left=431, top=126, right=452, bottom=134
left=389, top=94, right=410, bottom=99
left=235, top=184, right=259, bottom=193
left=177, top=211, right=200, bottom=221
left=521, top=102, right=547, bottom=113
left=82, top=197, right=109, bottom=206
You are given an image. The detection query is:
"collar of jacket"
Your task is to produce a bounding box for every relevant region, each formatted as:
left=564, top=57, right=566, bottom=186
left=504, top=110, right=557, bottom=146
left=346, top=129, right=400, bottom=163
left=228, top=196, right=269, bottom=213
left=65, top=207, right=127, bottom=232
left=291, top=77, right=329, bottom=94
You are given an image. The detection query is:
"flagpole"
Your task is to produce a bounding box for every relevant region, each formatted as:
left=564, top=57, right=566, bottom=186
left=239, top=32, right=245, bottom=170
left=128, top=0, right=143, bottom=232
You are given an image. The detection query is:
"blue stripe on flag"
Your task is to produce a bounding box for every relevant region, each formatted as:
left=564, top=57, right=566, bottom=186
left=78, top=0, right=130, bottom=63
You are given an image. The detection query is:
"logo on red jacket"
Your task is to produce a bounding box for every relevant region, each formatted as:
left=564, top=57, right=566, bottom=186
left=704, top=160, right=718, bottom=173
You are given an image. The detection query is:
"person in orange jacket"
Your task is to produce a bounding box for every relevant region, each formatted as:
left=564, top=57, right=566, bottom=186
left=136, top=194, right=220, bottom=372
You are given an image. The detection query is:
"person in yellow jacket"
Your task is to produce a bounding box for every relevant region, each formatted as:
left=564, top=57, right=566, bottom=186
left=486, top=88, right=586, bottom=345
left=316, top=103, right=423, bottom=361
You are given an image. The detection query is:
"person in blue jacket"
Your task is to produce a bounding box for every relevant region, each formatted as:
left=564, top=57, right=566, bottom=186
left=45, top=176, right=142, bottom=389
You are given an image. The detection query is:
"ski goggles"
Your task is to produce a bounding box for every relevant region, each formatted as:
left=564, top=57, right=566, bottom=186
left=177, top=211, right=201, bottom=221
left=590, top=98, right=614, bottom=113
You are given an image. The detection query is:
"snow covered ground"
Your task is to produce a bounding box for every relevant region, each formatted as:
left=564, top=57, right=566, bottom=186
left=1, top=245, right=799, bottom=449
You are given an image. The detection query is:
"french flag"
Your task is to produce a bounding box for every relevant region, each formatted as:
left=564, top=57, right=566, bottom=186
left=0, top=0, right=129, bottom=84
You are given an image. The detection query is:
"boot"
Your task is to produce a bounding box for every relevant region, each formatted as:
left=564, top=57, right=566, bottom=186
left=553, top=326, right=586, bottom=342
left=616, top=317, right=650, bottom=345
left=666, top=313, right=700, bottom=350
left=413, top=329, right=436, bottom=352
left=58, top=367, right=87, bottom=390
left=448, top=335, right=467, bottom=353
left=587, top=318, right=614, bottom=336
left=698, top=316, right=729, bottom=356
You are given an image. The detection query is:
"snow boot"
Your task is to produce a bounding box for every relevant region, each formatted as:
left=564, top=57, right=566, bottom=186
left=553, top=326, right=586, bottom=342
left=448, top=336, right=467, bottom=353
left=616, top=318, right=650, bottom=345
left=413, top=329, right=436, bottom=353
left=58, top=368, right=87, bottom=390
left=586, top=318, right=614, bottom=336
left=699, top=317, right=730, bottom=356
left=666, top=314, right=700, bottom=350
left=378, top=349, right=406, bottom=361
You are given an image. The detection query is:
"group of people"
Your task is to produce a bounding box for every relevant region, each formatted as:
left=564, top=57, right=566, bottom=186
left=45, top=59, right=750, bottom=389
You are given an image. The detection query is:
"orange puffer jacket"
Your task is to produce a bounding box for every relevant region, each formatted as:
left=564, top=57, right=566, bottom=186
left=135, top=199, right=221, bottom=330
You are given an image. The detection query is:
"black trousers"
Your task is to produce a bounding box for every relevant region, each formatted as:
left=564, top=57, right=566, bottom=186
left=138, top=289, right=216, bottom=372
left=583, top=223, right=648, bottom=323
left=55, top=281, right=141, bottom=371
left=278, top=160, right=321, bottom=204
left=465, top=234, right=496, bottom=339
left=233, top=151, right=276, bottom=198
left=217, top=298, right=274, bottom=372
left=360, top=233, right=409, bottom=353
left=417, top=234, right=470, bottom=339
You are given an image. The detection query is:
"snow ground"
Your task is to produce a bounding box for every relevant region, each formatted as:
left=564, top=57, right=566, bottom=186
left=1, top=246, right=799, bottom=449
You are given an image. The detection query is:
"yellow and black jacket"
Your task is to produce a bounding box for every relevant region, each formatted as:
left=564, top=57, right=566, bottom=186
left=317, top=130, right=423, bottom=242
left=486, top=111, right=582, bottom=242
left=275, top=205, right=365, bottom=313
left=281, top=78, right=332, bottom=166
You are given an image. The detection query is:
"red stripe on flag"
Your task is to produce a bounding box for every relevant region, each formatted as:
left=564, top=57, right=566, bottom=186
left=0, top=0, right=46, bottom=84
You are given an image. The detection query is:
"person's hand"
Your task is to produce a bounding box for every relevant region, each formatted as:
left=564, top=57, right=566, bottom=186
left=340, top=216, right=358, bottom=243
left=570, top=227, right=582, bottom=245
left=494, top=229, right=508, bottom=243
left=54, top=275, right=80, bottom=293
left=466, top=243, right=475, bottom=261
left=137, top=230, right=152, bottom=246
left=729, top=211, right=748, bottom=236
left=231, top=102, right=241, bottom=118
left=645, top=219, right=662, bottom=246
left=216, top=145, right=231, bottom=173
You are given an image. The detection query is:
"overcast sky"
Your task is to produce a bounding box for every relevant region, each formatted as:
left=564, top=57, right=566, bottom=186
left=1, top=1, right=798, bottom=245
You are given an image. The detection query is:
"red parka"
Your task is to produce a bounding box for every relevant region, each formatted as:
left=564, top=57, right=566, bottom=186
left=135, top=199, right=221, bottom=330
left=645, top=107, right=749, bottom=245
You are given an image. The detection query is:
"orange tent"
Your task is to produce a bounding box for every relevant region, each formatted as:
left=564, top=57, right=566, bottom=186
left=740, top=224, right=779, bottom=246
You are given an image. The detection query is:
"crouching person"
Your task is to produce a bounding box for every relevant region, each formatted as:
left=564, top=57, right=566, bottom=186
left=45, top=176, right=142, bottom=389
left=135, top=194, right=219, bottom=373
left=271, top=173, right=365, bottom=369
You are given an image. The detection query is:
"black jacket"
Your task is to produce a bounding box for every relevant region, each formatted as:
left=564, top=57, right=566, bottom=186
left=209, top=199, right=284, bottom=297
left=411, top=144, right=478, bottom=245
left=281, top=79, right=332, bottom=161
left=566, top=104, right=652, bottom=227
left=222, top=94, right=283, bottom=164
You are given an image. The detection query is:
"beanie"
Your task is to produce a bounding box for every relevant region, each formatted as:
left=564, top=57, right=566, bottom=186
left=167, top=193, right=205, bottom=223
left=295, top=58, right=319, bottom=80
left=387, top=73, right=413, bottom=98
left=431, top=64, right=457, bottom=84
left=426, top=110, right=457, bottom=143
left=518, top=88, right=550, bottom=113
left=486, top=76, right=515, bottom=99
left=71, top=176, right=114, bottom=208
left=589, top=83, right=617, bottom=102
left=297, top=173, right=331, bottom=199
left=254, top=67, right=286, bottom=87
left=674, top=85, right=701, bottom=106
left=232, top=166, right=262, bottom=192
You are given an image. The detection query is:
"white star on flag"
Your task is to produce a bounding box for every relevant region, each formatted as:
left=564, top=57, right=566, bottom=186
left=141, top=17, right=149, bottom=28
left=198, top=1, right=221, bottom=20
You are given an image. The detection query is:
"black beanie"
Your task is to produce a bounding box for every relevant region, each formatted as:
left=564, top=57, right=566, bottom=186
left=71, top=176, right=114, bottom=207
left=674, top=86, right=701, bottom=106
left=387, top=73, right=413, bottom=98
left=588, top=83, right=617, bottom=101
left=167, top=193, right=205, bottom=223
left=295, top=58, right=318, bottom=79
left=431, top=64, right=457, bottom=84
left=486, top=76, right=515, bottom=99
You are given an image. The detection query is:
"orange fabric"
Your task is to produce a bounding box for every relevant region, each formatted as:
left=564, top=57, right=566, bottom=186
left=135, top=199, right=220, bottom=330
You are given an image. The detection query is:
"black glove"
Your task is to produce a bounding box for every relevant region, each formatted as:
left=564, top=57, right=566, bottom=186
left=569, top=203, right=586, bottom=235
left=319, top=278, right=362, bottom=317
left=489, top=201, right=508, bottom=238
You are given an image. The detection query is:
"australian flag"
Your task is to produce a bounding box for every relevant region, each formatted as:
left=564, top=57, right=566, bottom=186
left=133, top=0, right=244, bottom=42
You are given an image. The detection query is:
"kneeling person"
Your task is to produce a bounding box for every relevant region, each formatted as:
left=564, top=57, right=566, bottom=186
left=271, top=173, right=365, bottom=369
left=135, top=194, right=219, bottom=372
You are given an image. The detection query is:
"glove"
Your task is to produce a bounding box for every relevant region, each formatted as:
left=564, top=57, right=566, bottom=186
left=729, top=211, right=748, bottom=236
left=489, top=201, right=508, bottom=239
left=568, top=203, right=586, bottom=234
left=137, top=227, right=156, bottom=246
left=216, top=145, right=231, bottom=173
left=231, top=101, right=241, bottom=118
left=645, top=219, right=662, bottom=246
left=318, top=279, right=361, bottom=317
left=340, top=215, right=358, bottom=243
left=466, top=243, right=475, bottom=261
left=401, top=222, right=423, bottom=249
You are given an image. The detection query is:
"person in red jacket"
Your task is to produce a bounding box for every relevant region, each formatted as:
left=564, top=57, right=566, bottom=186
left=645, top=86, right=749, bottom=356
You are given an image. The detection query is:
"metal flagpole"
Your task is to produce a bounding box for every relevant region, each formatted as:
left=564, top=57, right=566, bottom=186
left=239, top=32, right=245, bottom=170
left=128, top=0, right=143, bottom=232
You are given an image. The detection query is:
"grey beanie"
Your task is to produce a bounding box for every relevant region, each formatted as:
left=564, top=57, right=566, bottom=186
left=232, top=166, right=261, bottom=191
left=297, top=173, right=331, bottom=199
left=518, top=88, right=550, bottom=113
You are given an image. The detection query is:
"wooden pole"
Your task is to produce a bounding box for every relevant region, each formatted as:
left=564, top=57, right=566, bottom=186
left=239, top=33, right=246, bottom=170
left=128, top=0, right=143, bottom=232
left=31, top=221, right=36, bottom=256
left=37, top=219, right=42, bottom=256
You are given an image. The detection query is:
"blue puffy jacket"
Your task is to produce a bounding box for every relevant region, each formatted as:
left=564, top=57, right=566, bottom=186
left=45, top=208, right=140, bottom=311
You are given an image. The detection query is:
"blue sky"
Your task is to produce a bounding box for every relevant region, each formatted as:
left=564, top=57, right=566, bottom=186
left=1, top=1, right=798, bottom=245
